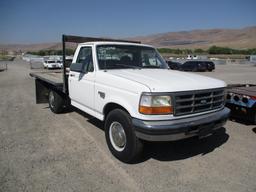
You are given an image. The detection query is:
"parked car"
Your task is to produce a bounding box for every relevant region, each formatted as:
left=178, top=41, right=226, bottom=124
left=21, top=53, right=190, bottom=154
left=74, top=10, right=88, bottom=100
left=43, top=59, right=62, bottom=69
left=166, top=61, right=182, bottom=70
left=181, top=61, right=215, bottom=72
left=187, top=55, right=198, bottom=60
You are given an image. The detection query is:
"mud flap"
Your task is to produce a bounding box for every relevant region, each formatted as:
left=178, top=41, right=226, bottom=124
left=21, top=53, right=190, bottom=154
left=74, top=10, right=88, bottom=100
left=35, top=79, right=49, bottom=104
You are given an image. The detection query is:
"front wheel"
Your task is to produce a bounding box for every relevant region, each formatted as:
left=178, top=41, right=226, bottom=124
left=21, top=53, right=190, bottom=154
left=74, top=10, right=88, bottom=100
left=48, top=90, right=65, bottom=114
left=105, top=109, right=143, bottom=163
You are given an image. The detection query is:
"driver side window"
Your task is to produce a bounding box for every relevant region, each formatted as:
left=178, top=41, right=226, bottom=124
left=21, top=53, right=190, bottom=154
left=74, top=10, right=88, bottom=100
left=76, top=47, right=94, bottom=72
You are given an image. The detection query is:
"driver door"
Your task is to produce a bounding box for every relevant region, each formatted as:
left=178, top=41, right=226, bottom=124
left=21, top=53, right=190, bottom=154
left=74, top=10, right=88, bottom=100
left=69, top=46, right=95, bottom=110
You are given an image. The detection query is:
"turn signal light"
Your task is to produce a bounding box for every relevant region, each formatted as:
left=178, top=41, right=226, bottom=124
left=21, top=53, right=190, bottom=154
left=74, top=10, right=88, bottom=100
left=139, top=106, right=173, bottom=115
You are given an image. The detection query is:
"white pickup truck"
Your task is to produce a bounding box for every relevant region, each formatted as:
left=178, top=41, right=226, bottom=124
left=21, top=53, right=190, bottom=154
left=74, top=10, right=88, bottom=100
left=43, top=59, right=62, bottom=69
left=30, top=35, right=230, bottom=163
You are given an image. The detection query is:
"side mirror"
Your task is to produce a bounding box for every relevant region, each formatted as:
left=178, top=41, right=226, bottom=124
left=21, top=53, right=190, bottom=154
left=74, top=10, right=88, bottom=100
left=70, top=63, right=83, bottom=72
left=70, top=63, right=93, bottom=73
left=70, top=62, right=89, bottom=73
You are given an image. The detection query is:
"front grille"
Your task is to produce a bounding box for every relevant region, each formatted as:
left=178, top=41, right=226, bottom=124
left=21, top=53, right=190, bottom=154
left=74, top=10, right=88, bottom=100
left=174, top=88, right=225, bottom=116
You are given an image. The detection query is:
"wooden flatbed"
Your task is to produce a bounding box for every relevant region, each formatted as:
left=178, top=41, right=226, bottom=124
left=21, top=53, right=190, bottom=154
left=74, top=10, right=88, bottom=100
left=29, top=71, right=65, bottom=103
left=30, top=71, right=64, bottom=88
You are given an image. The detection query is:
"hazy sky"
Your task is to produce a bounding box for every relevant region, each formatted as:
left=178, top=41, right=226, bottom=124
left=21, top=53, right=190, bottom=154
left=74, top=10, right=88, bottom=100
left=0, top=0, right=255, bottom=44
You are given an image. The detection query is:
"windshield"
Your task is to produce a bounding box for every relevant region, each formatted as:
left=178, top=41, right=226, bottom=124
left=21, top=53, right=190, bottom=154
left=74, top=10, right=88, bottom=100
left=96, top=45, right=168, bottom=70
left=47, top=61, right=56, bottom=63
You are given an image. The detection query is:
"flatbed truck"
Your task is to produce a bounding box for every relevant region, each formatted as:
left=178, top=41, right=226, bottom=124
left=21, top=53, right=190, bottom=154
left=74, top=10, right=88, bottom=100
left=30, top=35, right=230, bottom=163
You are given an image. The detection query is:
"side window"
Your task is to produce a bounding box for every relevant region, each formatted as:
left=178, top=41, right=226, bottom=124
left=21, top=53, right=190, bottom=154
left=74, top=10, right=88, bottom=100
left=76, top=47, right=94, bottom=72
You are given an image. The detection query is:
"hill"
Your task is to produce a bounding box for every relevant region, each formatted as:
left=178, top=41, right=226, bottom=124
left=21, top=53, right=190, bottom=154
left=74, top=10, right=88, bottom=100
left=1, top=26, right=256, bottom=53
left=131, top=26, right=256, bottom=49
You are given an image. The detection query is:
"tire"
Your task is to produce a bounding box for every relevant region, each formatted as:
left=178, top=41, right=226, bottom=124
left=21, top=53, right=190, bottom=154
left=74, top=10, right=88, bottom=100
left=192, top=67, right=198, bottom=72
left=105, top=109, right=143, bottom=163
left=48, top=90, right=65, bottom=114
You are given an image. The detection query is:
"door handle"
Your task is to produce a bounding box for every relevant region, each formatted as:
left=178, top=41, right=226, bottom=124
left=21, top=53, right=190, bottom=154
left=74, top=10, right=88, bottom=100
left=70, top=74, right=75, bottom=77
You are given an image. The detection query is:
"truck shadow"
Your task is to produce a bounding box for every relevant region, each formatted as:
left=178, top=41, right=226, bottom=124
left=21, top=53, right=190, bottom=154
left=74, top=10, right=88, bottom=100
left=66, top=108, right=230, bottom=163
left=73, top=107, right=105, bottom=130
left=139, top=128, right=229, bottom=163
left=252, top=127, right=256, bottom=134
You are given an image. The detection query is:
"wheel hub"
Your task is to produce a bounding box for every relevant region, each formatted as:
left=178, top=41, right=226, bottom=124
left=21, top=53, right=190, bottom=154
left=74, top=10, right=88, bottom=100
left=49, top=91, right=55, bottom=108
left=109, top=122, right=126, bottom=151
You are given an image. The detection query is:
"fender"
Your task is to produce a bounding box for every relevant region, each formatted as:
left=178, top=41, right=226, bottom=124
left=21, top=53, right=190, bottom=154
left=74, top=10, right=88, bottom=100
left=103, top=95, right=138, bottom=119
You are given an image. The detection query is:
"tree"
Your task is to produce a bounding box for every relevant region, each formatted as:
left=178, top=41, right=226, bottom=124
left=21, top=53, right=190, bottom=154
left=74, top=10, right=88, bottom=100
left=194, top=48, right=205, bottom=54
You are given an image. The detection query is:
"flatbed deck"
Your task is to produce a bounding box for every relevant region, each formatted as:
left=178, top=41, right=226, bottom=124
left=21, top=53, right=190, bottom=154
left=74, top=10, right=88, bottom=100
left=30, top=71, right=64, bottom=88
left=29, top=71, right=65, bottom=103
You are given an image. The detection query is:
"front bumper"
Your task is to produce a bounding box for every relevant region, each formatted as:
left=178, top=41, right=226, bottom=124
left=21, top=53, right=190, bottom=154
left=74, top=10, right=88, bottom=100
left=47, top=64, right=59, bottom=69
left=132, top=107, right=230, bottom=141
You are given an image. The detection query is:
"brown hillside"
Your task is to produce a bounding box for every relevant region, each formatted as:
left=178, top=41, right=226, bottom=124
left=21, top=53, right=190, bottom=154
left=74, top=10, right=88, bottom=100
left=1, top=26, right=255, bottom=52
left=131, top=26, right=256, bottom=49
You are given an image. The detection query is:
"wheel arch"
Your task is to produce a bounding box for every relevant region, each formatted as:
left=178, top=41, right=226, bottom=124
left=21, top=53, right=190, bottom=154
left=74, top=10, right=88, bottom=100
left=103, top=102, right=131, bottom=120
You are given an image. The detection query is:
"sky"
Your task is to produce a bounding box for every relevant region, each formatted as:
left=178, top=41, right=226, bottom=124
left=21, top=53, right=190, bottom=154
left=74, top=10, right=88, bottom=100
left=0, top=0, right=255, bottom=44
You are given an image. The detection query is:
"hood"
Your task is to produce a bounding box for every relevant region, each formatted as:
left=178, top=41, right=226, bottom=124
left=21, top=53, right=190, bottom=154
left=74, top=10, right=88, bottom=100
left=107, top=69, right=226, bottom=92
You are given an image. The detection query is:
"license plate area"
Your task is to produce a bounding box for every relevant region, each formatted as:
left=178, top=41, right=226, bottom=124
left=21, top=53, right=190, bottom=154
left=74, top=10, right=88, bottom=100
left=198, top=123, right=214, bottom=139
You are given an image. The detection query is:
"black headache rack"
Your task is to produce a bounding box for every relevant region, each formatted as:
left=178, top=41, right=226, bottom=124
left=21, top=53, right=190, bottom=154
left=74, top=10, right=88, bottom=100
left=61, top=34, right=141, bottom=94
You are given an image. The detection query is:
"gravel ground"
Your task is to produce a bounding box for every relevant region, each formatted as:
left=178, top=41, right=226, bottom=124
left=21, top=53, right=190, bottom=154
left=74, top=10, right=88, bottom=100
left=0, top=59, right=256, bottom=192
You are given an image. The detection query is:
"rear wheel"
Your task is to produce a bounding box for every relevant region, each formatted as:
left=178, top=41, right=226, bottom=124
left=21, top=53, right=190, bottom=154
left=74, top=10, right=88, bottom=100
left=105, top=109, right=143, bottom=163
left=192, top=66, right=198, bottom=72
left=48, top=90, right=65, bottom=114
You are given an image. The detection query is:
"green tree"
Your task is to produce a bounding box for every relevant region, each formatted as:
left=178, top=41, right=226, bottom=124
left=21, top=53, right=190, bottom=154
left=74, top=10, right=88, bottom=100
left=194, top=48, right=205, bottom=54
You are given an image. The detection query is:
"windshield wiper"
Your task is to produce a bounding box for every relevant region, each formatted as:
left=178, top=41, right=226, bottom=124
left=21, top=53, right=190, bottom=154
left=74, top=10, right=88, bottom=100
left=115, top=64, right=141, bottom=69
left=142, top=65, right=161, bottom=69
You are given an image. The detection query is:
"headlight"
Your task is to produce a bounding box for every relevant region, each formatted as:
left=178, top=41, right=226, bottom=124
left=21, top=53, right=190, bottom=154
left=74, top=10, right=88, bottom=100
left=139, top=94, right=173, bottom=115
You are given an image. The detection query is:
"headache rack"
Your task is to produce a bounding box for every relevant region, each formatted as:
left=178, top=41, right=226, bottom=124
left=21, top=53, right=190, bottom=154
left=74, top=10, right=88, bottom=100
left=173, top=88, right=225, bottom=116
left=61, top=35, right=140, bottom=94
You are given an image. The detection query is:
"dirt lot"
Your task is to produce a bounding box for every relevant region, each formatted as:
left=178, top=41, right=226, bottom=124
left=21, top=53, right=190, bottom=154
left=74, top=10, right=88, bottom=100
left=0, top=59, right=256, bottom=192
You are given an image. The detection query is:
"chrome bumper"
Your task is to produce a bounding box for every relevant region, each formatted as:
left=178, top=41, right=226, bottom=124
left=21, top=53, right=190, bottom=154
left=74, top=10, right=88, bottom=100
left=132, top=107, right=230, bottom=141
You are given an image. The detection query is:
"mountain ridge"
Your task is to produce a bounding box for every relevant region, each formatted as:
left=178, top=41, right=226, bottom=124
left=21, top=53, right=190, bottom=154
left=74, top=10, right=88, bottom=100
left=130, top=26, right=256, bottom=49
left=1, top=26, right=256, bottom=52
